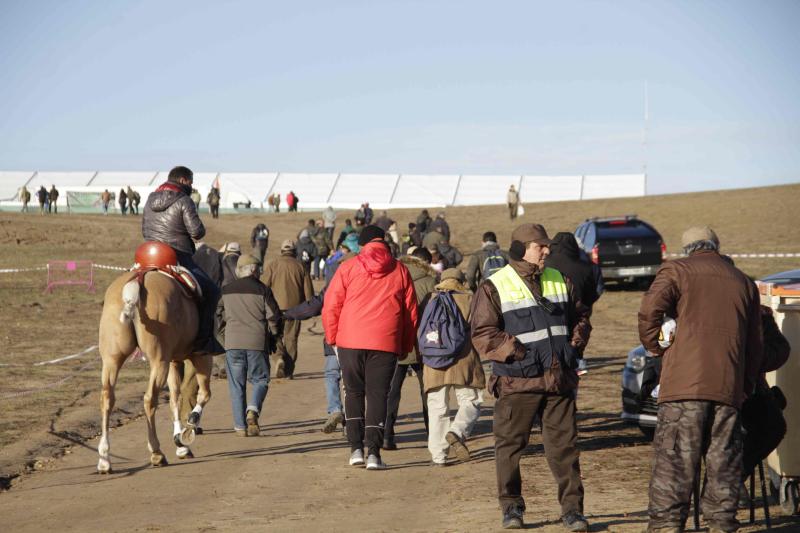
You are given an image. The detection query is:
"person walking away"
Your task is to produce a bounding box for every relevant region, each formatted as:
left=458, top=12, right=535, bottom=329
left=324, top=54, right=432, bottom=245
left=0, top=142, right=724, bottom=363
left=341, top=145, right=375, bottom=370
left=323, top=206, right=337, bottom=240
left=322, top=225, right=418, bottom=470
left=130, top=187, right=141, bottom=215
left=354, top=204, right=367, bottom=228
left=207, top=187, right=220, bottom=219
left=37, top=186, right=47, bottom=215
left=261, top=239, right=314, bottom=378
left=286, top=191, right=295, bottom=212
left=416, top=209, right=432, bottom=236
left=638, top=226, right=763, bottom=533
left=284, top=237, right=360, bottom=433
left=216, top=254, right=282, bottom=436
left=19, top=185, right=30, bottom=213
left=471, top=223, right=592, bottom=531
left=118, top=188, right=128, bottom=215
left=336, top=218, right=356, bottom=248
left=383, top=247, right=438, bottom=450
left=100, top=189, right=111, bottom=215
left=125, top=186, right=135, bottom=214
left=422, top=225, right=446, bottom=252
left=374, top=210, right=394, bottom=233
left=190, top=188, right=201, bottom=209
left=466, top=231, right=510, bottom=292
left=423, top=269, right=486, bottom=466
left=363, top=202, right=374, bottom=225
left=142, top=166, right=222, bottom=354
left=311, top=220, right=333, bottom=280
left=274, top=193, right=281, bottom=212
left=295, top=229, right=316, bottom=277
left=220, top=242, right=242, bottom=287
left=250, top=223, right=270, bottom=264
left=507, top=185, right=520, bottom=220
left=48, top=185, right=59, bottom=214
left=428, top=211, right=451, bottom=242
left=545, top=232, right=601, bottom=375
left=437, top=239, right=463, bottom=269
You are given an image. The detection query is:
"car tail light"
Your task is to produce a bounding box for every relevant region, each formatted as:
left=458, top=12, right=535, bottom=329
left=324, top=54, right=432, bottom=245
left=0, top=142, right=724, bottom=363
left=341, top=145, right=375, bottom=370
left=609, top=219, right=627, bottom=226
left=661, top=242, right=667, bottom=261
left=591, top=244, right=599, bottom=264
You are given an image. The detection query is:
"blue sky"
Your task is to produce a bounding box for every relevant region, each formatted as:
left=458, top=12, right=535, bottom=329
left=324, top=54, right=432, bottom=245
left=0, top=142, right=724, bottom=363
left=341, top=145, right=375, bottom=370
left=1, top=0, right=798, bottom=194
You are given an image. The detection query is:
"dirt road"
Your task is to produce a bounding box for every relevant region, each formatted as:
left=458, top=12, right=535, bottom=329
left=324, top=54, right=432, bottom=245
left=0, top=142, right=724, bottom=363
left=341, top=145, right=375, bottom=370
left=1, top=316, right=790, bottom=532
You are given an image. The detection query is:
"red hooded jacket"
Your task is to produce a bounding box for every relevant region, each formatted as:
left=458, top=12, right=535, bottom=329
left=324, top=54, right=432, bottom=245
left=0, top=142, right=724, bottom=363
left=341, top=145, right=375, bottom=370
left=322, top=240, right=418, bottom=355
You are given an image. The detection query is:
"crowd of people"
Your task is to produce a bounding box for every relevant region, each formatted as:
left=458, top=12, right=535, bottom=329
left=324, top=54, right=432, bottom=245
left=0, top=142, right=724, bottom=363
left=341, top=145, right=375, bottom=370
left=138, top=166, right=789, bottom=532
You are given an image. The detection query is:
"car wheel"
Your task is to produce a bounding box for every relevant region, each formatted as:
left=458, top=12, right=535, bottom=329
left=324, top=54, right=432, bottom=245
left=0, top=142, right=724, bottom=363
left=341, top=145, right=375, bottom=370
left=639, top=425, right=655, bottom=441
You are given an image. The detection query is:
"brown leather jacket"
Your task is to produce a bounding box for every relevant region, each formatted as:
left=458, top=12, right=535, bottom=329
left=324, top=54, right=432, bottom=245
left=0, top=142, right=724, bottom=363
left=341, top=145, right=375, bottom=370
left=638, top=250, right=763, bottom=408
left=470, top=259, right=592, bottom=397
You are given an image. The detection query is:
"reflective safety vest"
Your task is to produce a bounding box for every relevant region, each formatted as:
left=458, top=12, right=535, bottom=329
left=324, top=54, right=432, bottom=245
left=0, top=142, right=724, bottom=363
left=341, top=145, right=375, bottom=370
left=488, top=265, right=571, bottom=377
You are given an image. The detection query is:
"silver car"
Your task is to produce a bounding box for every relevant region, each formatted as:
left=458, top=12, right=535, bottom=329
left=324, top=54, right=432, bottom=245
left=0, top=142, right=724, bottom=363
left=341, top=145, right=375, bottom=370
left=621, top=345, right=661, bottom=440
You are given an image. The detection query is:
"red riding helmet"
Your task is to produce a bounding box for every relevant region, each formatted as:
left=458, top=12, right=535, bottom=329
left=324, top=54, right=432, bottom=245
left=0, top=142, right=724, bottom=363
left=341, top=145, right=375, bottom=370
left=135, top=241, right=178, bottom=270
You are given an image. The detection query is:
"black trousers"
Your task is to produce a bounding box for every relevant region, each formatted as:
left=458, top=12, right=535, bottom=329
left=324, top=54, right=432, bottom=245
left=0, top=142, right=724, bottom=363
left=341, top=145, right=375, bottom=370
left=338, top=348, right=397, bottom=456
left=385, top=363, right=428, bottom=441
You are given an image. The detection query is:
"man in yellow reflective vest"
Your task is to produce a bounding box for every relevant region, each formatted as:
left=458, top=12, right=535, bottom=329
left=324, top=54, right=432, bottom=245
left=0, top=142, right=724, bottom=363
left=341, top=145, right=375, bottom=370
left=471, top=223, right=593, bottom=531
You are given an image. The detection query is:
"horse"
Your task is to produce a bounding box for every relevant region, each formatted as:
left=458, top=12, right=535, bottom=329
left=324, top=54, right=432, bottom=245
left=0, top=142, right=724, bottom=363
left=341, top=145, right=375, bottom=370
left=96, top=248, right=212, bottom=473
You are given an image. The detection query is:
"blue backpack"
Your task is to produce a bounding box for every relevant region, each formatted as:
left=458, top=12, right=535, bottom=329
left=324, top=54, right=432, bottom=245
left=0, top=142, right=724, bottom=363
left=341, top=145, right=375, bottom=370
left=482, top=251, right=507, bottom=278
left=417, top=291, right=469, bottom=368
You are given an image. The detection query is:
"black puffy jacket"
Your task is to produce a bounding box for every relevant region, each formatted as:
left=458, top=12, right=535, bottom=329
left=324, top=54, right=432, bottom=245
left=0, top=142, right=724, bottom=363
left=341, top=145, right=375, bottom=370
left=142, top=182, right=205, bottom=254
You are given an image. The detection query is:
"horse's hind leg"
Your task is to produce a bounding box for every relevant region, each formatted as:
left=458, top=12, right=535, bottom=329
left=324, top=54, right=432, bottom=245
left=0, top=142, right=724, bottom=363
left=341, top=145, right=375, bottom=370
left=184, top=354, right=213, bottom=438
left=167, top=361, right=193, bottom=459
left=144, top=359, right=170, bottom=467
left=97, top=353, right=125, bottom=473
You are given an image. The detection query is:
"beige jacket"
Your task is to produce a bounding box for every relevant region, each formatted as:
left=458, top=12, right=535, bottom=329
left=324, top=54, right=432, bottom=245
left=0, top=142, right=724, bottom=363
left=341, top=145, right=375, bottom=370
left=422, top=278, right=486, bottom=393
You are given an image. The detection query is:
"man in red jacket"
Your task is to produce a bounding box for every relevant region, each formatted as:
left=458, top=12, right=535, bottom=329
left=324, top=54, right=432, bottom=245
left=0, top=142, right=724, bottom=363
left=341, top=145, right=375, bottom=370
left=322, top=225, right=418, bottom=470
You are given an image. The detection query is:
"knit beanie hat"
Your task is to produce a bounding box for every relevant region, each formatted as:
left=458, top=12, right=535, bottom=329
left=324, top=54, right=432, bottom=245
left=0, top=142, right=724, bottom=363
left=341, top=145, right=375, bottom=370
left=342, top=232, right=361, bottom=253
left=358, top=225, right=385, bottom=246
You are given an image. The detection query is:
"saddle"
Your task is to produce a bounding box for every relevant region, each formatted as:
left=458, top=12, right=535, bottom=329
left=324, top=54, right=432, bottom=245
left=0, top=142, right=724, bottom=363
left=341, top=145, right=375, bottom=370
left=131, top=242, right=203, bottom=299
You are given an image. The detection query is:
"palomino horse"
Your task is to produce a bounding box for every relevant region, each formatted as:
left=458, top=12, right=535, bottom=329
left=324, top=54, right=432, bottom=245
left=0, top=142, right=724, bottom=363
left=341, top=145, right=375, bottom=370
left=96, top=265, right=212, bottom=473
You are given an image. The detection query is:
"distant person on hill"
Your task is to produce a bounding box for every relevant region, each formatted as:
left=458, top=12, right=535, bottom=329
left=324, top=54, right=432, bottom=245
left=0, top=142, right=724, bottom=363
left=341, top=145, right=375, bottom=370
left=267, top=194, right=275, bottom=213
left=273, top=192, right=281, bottom=213
left=437, top=239, right=463, bottom=269
left=465, top=231, right=509, bottom=291
left=400, top=222, right=422, bottom=255
left=354, top=204, right=367, bottom=227
left=118, top=188, right=128, bottom=215
left=207, top=187, right=220, bottom=219
left=311, top=220, right=333, bottom=280
left=416, top=209, right=432, bottom=235
left=190, top=188, right=201, bottom=209
left=286, top=190, right=298, bottom=212
left=322, top=225, right=418, bottom=470
left=507, top=184, right=520, bottom=220
left=19, top=185, right=30, bottom=213
left=422, top=225, right=446, bottom=251
left=130, top=188, right=141, bottom=215
left=100, top=189, right=111, bottom=215
left=37, top=186, right=47, bottom=215
left=373, top=210, right=394, bottom=233
left=323, top=206, right=337, bottom=239
left=250, top=223, right=270, bottom=263
left=48, top=185, right=59, bottom=214
left=428, top=211, right=450, bottom=242
left=336, top=218, right=356, bottom=248
left=363, top=202, right=374, bottom=225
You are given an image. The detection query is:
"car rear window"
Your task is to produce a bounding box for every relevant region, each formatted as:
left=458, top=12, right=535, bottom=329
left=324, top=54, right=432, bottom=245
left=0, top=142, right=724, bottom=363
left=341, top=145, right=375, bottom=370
left=596, top=221, right=659, bottom=240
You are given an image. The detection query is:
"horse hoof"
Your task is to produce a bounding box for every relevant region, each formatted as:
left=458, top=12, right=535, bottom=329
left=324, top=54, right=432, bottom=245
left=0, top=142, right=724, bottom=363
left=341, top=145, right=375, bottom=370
left=97, top=459, right=112, bottom=474
left=176, top=446, right=194, bottom=459
left=150, top=453, right=168, bottom=467
left=180, top=427, right=196, bottom=446
left=187, top=412, right=201, bottom=427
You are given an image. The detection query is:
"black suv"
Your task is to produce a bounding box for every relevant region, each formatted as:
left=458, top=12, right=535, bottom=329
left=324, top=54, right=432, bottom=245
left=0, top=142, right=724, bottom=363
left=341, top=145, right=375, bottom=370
left=575, top=215, right=665, bottom=285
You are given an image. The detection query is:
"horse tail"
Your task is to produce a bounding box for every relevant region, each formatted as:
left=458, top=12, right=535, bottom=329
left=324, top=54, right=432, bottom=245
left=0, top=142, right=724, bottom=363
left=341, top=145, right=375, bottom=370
left=119, top=279, right=141, bottom=324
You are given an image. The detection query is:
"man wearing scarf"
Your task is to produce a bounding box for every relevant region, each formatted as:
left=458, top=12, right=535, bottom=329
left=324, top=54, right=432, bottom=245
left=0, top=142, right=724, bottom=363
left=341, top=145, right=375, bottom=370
left=471, top=223, right=592, bottom=531
left=142, top=165, right=222, bottom=354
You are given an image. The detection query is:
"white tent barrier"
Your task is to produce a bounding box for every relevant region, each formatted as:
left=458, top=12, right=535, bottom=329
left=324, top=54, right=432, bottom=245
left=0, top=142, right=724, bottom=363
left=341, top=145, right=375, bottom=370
left=0, top=171, right=646, bottom=211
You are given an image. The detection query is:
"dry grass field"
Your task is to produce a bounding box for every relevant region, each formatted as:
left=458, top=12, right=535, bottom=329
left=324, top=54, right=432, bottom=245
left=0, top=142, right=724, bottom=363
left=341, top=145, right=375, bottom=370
left=0, top=183, right=797, bottom=531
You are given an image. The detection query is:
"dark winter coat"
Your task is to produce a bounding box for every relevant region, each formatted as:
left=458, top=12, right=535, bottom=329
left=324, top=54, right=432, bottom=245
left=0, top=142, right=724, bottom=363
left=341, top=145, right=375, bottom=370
left=545, top=232, right=600, bottom=307
left=142, top=182, right=205, bottom=254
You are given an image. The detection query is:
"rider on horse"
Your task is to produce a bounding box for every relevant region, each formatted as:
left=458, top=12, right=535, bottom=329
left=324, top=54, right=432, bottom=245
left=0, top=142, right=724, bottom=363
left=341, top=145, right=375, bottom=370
left=142, top=165, right=222, bottom=354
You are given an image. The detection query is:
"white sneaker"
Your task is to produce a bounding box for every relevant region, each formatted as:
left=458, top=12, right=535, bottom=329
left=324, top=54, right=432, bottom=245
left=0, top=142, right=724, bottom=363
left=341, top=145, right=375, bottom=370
left=365, top=454, right=387, bottom=470
left=349, top=449, right=365, bottom=467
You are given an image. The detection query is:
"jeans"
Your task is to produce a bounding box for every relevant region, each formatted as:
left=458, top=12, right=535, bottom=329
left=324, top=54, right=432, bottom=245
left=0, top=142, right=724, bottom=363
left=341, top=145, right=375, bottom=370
left=225, top=349, right=270, bottom=430
left=325, top=354, right=343, bottom=414
left=176, top=251, right=221, bottom=348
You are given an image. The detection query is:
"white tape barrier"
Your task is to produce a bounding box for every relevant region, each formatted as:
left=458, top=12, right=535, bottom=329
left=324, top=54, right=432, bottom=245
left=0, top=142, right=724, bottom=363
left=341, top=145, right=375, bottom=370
left=1, top=359, right=99, bottom=400
left=0, top=345, right=98, bottom=367
left=668, top=253, right=800, bottom=259
left=0, top=263, right=129, bottom=274
left=94, top=264, right=129, bottom=271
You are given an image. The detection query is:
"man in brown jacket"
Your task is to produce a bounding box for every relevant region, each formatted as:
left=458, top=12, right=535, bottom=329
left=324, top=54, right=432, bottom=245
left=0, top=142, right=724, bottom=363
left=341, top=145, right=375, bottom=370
left=261, top=239, right=314, bottom=379
left=471, top=223, right=592, bottom=531
left=638, top=226, right=763, bottom=533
